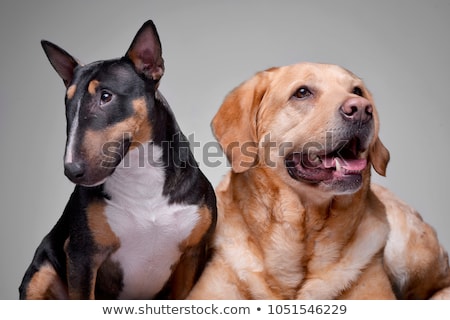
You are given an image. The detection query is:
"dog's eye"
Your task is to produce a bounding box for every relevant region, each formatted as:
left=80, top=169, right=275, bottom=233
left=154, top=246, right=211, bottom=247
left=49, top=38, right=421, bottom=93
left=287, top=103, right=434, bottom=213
left=100, top=91, right=113, bottom=105
left=352, top=87, right=364, bottom=97
left=294, top=86, right=313, bottom=99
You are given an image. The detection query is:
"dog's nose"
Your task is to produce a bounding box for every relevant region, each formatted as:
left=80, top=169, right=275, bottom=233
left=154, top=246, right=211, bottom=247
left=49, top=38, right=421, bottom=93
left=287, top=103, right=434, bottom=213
left=64, top=162, right=86, bottom=181
left=340, top=97, right=373, bottom=123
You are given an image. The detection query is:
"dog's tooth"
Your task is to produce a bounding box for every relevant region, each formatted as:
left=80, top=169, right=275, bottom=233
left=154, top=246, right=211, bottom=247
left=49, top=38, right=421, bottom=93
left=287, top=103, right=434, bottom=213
left=312, top=155, right=321, bottom=164
left=335, top=158, right=342, bottom=171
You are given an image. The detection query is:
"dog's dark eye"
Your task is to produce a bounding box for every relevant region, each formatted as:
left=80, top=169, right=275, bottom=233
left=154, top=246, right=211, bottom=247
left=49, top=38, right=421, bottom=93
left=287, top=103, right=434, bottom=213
left=294, top=86, right=313, bottom=99
left=352, top=87, right=364, bottom=97
left=100, top=91, right=113, bottom=105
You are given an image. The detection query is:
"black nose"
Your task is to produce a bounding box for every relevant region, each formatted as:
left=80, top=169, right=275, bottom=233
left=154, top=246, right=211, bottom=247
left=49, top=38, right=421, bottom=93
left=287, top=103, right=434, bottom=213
left=340, top=97, right=373, bottom=123
left=64, top=162, right=86, bottom=181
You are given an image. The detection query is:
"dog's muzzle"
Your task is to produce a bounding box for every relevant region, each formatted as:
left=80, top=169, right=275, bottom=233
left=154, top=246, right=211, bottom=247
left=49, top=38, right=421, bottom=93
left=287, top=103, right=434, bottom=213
left=285, top=136, right=367, bottom=184
left=285, top=96, right=374, bottom=193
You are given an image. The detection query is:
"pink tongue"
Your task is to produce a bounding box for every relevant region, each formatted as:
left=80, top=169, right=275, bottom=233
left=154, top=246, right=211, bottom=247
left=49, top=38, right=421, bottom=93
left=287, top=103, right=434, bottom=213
left=342, top=158, right=367, bottom=171
left=322, top=157, right=367, bottom=171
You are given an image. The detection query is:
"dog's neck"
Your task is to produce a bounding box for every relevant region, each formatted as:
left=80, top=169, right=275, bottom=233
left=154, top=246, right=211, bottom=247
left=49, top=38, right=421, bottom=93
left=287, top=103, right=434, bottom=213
left=301, top=164, right=374, bottom=213
left=218, top=166, right=382, bottom=299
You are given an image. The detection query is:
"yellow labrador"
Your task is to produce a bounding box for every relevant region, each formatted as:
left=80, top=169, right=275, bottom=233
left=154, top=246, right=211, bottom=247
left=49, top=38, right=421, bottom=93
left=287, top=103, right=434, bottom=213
left=188, top=63, right=450, bottom=299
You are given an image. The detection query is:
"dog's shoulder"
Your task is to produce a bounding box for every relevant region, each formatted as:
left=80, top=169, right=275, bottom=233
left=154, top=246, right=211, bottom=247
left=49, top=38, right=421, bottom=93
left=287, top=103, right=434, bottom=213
left=372, top=183, right=450, bottom=299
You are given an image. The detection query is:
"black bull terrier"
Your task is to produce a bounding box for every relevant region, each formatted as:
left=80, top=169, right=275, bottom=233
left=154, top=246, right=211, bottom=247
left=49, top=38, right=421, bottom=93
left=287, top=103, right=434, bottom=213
left=19, top=20, right=217, bottom=299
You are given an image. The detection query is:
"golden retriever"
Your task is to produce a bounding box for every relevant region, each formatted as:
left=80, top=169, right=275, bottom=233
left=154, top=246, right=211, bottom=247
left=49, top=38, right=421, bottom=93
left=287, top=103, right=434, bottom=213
left=188, top=62, right=450, bottom=299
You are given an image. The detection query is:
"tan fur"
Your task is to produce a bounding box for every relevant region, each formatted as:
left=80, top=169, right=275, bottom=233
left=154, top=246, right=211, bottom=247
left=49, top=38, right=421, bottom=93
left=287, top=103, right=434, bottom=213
left=88, top=80, right=99, bottom=95
left=86, top=200, right=120, bottom=249
left=66, top=84, right=76, bottom=100
left=188, top=63, right=450, bottom=300
left=375, top=184, right=450, bottom=299
left=25, top=262, right=68, bottom=299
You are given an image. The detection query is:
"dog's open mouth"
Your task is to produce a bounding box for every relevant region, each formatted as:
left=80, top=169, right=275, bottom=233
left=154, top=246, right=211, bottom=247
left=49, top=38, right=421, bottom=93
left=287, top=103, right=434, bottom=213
left=285, top=137, right=368, bottom=185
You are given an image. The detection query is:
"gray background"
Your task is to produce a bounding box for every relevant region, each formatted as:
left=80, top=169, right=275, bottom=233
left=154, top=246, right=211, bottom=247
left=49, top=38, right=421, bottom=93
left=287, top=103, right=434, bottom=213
left=1, top=0, right=449, bottom=299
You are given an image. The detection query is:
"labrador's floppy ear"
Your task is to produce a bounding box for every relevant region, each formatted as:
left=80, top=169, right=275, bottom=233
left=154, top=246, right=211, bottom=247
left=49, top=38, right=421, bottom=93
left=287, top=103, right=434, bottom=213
left=212, top=70, right=272, bottom=173
left=369, top=136, right=390, bottom=176
left=126, top=20, right=164, bottom=83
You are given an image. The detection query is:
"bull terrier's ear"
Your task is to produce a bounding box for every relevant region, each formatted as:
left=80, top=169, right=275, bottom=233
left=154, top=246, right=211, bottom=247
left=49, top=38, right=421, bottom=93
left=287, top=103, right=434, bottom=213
left=41, top=40, right=81, bottom=87
left=126, top=20, right=165, bottom=82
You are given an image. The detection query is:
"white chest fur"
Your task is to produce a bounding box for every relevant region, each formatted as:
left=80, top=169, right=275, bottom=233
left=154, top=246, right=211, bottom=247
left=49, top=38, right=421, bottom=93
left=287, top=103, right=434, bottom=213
left=103, top=143, right=200, bottom=299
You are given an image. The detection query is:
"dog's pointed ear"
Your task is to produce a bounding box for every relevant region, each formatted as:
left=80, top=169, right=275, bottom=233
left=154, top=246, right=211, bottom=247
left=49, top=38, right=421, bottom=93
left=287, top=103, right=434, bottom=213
left=41, top=40, right=80, bottom=87
left=212, top=71, right=271, bottom=173
left=126, top=20, right=164, bottom=82
left=369, top=137, right=390, bottom=176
